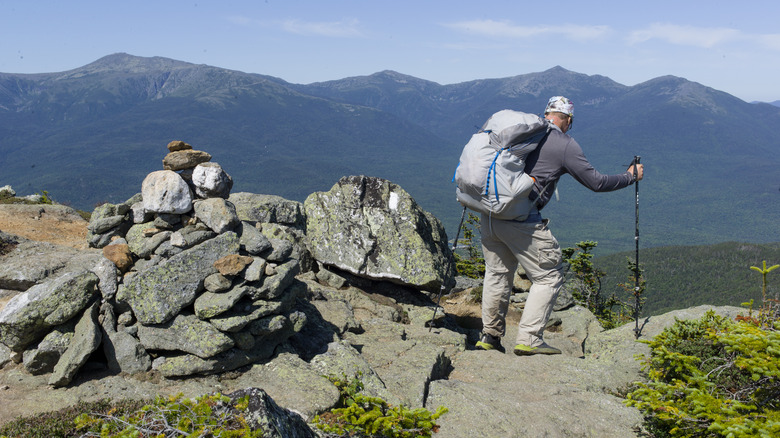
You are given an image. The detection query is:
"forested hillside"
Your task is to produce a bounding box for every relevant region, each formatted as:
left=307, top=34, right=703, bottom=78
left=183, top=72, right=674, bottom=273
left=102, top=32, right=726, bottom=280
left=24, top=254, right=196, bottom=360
left=594, top=241, right=780, bottom=315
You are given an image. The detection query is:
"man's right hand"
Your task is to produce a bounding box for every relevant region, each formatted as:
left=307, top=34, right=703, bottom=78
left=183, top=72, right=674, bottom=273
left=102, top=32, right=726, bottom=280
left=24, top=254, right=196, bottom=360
left=627, top=163, right=644, bottom=181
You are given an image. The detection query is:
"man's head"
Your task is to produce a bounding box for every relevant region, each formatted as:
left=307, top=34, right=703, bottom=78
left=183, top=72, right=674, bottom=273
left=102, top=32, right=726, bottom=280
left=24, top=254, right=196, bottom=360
left=544, top=96, right=574, bottom=133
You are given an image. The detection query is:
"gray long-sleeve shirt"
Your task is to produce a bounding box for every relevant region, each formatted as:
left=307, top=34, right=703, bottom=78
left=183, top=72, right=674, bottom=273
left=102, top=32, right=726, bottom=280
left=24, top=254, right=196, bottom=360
left=525, top=127, right=634, bottom=210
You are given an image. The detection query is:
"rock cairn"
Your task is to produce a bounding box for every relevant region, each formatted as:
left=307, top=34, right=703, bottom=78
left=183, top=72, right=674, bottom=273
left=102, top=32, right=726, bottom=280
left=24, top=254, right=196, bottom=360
left=0, top=141, right=455, bottom=387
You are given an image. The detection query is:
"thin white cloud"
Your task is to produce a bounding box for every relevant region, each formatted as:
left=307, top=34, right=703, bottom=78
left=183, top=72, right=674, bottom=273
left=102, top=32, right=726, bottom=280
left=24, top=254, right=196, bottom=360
left=281, top=18, right=364, bottom=38
left=444, top=19, right=611, bottom=41
left=628, top=23, right=741, bottom=48
left=225, top=15, right=365, bottom=38
left=758, top=34, right=780, bottom=50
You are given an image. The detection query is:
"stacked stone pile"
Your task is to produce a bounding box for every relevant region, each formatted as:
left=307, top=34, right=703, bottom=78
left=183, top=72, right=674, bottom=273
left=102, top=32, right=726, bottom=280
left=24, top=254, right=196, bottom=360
left=1, top=140, right=456, bottom=388
left=85, top=141, right=308, bottom=381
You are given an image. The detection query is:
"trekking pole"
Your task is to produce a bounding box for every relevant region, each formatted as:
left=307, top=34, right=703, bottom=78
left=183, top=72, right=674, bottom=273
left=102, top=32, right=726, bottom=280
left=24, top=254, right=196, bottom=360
left=632, top=156, right=642, bottom=338
left=429, top=205, right=468, bottom=331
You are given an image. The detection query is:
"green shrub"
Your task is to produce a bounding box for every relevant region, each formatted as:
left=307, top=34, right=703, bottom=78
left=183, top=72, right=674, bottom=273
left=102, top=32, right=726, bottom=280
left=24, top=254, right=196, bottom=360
left=625, top=311, right=780, bottom=437
left=454, top=213, right=484, bottom=280
left=39, top=190, right=54, bottom=205
left=563, top=241, right=631, bottom=329
left=313, top=374, right=448, bottom=438
left=72, top=393, right=261, bottom=437
left=0, top=398, right=150, bottom=438
left=467, top=286, right=483, bottom=304
left=749, top=261, right=780, bottom=327
left=0, top=393, right=263, bottom=438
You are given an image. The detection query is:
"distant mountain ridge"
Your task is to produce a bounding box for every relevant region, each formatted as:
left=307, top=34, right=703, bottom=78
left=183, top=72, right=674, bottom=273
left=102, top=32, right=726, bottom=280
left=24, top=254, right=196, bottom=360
left=286, top=66, right=631, bottom=143
left=1, top=53, right=778, bottom=254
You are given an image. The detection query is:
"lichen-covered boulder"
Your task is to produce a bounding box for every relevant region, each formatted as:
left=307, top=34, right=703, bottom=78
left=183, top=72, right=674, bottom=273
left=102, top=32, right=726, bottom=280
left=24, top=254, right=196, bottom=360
left=126, top=223, right=171, bottom=259
left=304, top=176, right=454, bottom=292
left=251, top=260, right=300, bottom=300
left=118, top=232, right=240, bottom=324
left=137, top=313, right=235, bottom=358
left=152, top=314, right=296, bottom=377
left=48, top=302, right=102, bottom=387
left=237, top=221, right=273, bottom=255
left=86, top=201, right=132, bottom=248
left=229, top=192, right=306, bottom=230
left=0, top=233, right=112, bottom=294
left=225, top=387, right=319, bottom=438
left=208, top=299, right=288, bottom=333
left=0, top=270, right=99, bottom=351
left=194, top=198, right=240, bottom=234
left=22, top=318, right=77, bottom=375
left=194, top=286, right=250, bottom=319
left=100, top=304, right=151, bottom=374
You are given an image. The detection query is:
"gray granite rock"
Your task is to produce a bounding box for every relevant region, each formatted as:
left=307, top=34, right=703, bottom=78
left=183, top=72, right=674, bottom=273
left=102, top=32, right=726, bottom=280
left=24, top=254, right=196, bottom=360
left=141, top=170, right=193, bottom=214
left=304, top=176, right=454, bottom=292
left=137, top=313, right=235, bottom=358
left=0, top=270, right=99, bottom=351
left=48, top=303, right=102, bottom=387
left=119, top=232, right=240, bottom=324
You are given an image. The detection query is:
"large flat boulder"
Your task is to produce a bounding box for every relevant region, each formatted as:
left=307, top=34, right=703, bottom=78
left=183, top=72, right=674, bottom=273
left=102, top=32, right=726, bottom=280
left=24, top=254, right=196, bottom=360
left=0, top=270, right=99, bottom=352
left=304, top=176, right=454, bottom=292
left=0, top=232, right=112, bottom=297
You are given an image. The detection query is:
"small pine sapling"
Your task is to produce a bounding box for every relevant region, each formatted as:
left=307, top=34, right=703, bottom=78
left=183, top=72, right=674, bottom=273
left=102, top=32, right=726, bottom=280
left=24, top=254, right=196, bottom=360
left=749, top=260, right=780, bottom=328
left=453, top=213, right=485, bottom=280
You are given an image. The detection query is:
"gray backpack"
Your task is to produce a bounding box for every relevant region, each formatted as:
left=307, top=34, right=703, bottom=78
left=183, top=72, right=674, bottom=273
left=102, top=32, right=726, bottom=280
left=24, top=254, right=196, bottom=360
left=454, top=109, right=552, bottom=220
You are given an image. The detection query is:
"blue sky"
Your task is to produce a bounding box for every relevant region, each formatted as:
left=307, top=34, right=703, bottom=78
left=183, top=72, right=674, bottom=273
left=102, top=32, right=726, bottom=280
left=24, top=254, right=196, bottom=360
left=2, top=0, right=779, bottom=102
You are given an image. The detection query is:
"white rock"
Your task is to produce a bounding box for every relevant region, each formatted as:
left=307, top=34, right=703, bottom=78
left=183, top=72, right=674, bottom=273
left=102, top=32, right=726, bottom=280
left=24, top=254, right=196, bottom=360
left=141, top=170, right=193, bottom=214
left=192, top=162, right=233, bottom=199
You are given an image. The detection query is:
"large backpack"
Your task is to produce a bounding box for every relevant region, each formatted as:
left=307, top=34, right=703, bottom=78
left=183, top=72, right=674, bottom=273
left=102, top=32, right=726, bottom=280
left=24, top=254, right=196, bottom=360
left=454, top=109, right=552, bottom=220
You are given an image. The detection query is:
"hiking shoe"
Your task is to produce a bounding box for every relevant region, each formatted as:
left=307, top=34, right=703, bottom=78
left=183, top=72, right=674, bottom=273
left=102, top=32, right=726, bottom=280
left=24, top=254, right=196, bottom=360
left=513, top=342, right=561, bottom=356
left=475, top=333, right=506, bottom=353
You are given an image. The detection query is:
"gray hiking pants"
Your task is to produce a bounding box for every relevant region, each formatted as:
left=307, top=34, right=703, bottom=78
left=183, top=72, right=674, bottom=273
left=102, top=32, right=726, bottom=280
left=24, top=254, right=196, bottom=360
left=480, top=214, right=565, bottom=347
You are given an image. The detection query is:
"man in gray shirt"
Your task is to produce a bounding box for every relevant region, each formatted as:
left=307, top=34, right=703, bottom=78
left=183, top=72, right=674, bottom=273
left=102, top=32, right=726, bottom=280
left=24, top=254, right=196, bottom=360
left=476, top=96, right=644, bottom=355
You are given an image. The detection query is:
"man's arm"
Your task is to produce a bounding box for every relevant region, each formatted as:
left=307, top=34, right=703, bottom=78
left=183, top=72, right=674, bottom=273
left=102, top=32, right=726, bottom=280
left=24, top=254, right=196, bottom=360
left=563, top=138, right=638, bottom=191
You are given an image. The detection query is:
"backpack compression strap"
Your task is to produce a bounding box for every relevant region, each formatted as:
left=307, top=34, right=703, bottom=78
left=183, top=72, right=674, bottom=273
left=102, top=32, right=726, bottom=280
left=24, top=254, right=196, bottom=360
left=485, top=149, right=503, bottom=201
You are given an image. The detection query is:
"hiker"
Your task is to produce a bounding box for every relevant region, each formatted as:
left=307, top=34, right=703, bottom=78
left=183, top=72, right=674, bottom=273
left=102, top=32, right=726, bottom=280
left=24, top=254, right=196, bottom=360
left=476, top=96, right=644, bottom=355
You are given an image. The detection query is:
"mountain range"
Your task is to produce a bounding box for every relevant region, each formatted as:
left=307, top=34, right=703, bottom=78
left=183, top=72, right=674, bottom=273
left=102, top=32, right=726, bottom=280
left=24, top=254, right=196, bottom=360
left=1, top=53, right=778, bottom=254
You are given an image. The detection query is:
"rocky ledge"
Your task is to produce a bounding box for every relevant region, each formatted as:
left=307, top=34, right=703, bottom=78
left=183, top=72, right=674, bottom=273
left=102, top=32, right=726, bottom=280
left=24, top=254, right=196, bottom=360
left=0, top=141, right=745, bottom=437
